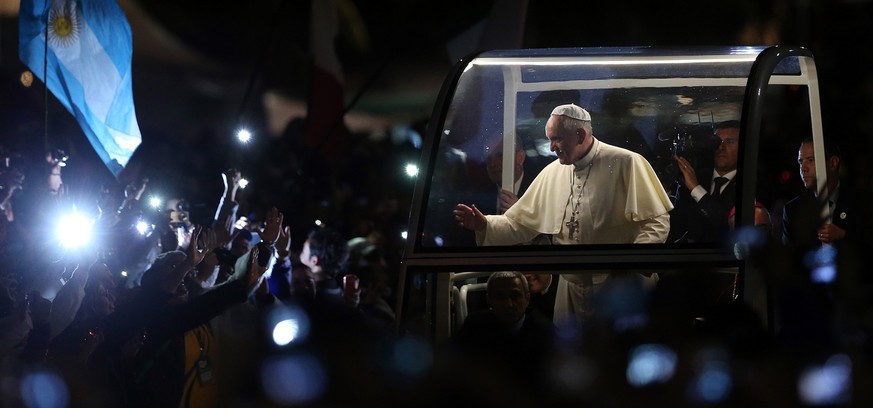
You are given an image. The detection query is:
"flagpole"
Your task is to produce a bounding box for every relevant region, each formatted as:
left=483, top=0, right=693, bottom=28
left=43, top=1, right=50, bottom=153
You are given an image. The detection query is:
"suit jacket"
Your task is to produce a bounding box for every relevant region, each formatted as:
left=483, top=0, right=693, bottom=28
left=452, top=308, right=555, bottom=373
left=667, top=173, right=737, bottom=244
left=528, top=276, right=558, bottom=320
left=782, top=186, right=870, bottom=252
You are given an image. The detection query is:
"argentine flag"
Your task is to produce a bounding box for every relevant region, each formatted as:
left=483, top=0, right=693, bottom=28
left=19, top=0, right=141, bottom=178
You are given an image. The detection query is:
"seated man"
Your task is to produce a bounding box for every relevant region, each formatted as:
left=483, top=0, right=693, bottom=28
left=451, top=271, right=555, bottom=387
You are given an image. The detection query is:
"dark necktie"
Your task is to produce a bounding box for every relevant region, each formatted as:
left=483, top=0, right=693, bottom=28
left=711, top=177, right=728, bottom=199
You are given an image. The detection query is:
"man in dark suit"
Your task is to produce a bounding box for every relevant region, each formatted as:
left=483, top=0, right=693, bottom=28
left=776, top=138, right=873, bottom=346
left=781, top=138, right=868, bottom=251
left=451, top=271, right=555, bottom=389
left=668, top=122, right=740, bottom=244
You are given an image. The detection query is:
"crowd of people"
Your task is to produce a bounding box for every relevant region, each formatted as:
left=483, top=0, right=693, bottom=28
left=0, top=140, right=412, bottom=406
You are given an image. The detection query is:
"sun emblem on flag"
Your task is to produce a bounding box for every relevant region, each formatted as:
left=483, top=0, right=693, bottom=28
left=48, top=1, right=80, bottom=47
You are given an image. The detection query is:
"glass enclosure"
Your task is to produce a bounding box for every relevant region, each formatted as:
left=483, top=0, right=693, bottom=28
left=400, top=46, right=823, bottom=342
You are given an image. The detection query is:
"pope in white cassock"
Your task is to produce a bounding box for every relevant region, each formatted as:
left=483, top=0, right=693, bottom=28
left=453, top=104, right=674, bottom=325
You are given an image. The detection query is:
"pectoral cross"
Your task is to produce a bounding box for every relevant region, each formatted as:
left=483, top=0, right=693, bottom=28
left=566, top=215, right=578, bottom=241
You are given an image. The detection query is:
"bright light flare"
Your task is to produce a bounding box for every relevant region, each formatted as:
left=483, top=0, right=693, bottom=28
left=237, top=129, right=252, bottom=143
left=238, top=178, right=249, bottom=189
left=314, top=220, right=322, bottom=227
left=149, top=197, right=161, bottom=209
left=405, top=163, right=419, bottom=177
left=136, top=221, right=149, bottom=235
left=56, top=213, right=94, bottom=249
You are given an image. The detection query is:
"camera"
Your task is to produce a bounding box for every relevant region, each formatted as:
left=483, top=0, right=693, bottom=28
left=655, top=124, right=720, bottom=182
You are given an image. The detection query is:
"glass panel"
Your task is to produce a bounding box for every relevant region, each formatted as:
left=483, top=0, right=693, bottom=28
left=422, top=84, right=746, bottom=248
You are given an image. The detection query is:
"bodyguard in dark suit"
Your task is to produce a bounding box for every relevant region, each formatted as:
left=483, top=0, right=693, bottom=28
left=667, top=123, right=740, bottom=244
left=776, top=138, right=873, bottom=346
left=782, top=138, right=872, bottom=252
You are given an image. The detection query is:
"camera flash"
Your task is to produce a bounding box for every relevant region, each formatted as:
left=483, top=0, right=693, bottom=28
left=149, top=197, right=161, bottom=208
left=239, top=178, right=249, bottom=189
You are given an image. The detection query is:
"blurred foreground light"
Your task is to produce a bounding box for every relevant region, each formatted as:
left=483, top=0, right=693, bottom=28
left=627, top=343, right=677, bottom=387
left=687, top=347, right=732, bottom=404
left=268, top=305, right=310, bottom=347
left=689, top=364, right=732, bottom=403
left=272, top=319, right=300, bottom=346
left=238, top=178, right=249, bottom=189
left=593, top=277, right=648, bottom=329
left=401, top=230, right=408, bottom=240
left=262, top=355, right=326, bottom=405
left=805, top=245, right=838, bottom=283
left=798, top=354, right=852, bottom=405
left=433, top=235, right=444, bottom=247
left=21, top=370, right=69, bottom=408
left=732, top=225, right=767, bottom=259
left=57, top=213, right=94, bottom=249
left=236, top=128, right=252, bottom=143
left=149, top=196, right=161, bottom=209
left=405, top=163, right=419, bottom=177
left=551, top=354, right=596, bottom=395
left=392, top=336, right=432, bottom=377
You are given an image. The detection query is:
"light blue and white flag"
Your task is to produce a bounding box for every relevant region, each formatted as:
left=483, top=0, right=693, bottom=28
left=19, top=0, right=141, bottom=178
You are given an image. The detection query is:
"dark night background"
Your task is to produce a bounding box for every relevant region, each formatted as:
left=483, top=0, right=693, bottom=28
left=2, top=0, right=873, bottom=250
left=4, top=1, right=873, bottom=406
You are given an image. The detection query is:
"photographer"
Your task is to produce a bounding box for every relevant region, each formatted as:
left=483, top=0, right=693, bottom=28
left=667, top=122, right=740, bottom=244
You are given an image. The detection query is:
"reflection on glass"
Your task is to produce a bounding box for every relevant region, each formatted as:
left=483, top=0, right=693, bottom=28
left=423, top=83, right=747, bottom=248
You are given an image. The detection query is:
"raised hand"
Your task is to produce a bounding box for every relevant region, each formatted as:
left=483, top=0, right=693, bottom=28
left=497, top=188, right=520, bottom=214
left=673, top=155, right=700, bottom=191
left=453, top=203, right=486, bottom=232
left=186, top=225, right=210, bottom=267
left=202, top=227, right=232, bottom=252
left=211, top=225, right=239, bottom=250
left=221, top=168, right=242, bottom=201
left=245, top=246, right=268, bottom=289
left=276, top=225, right=292, bottom=260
